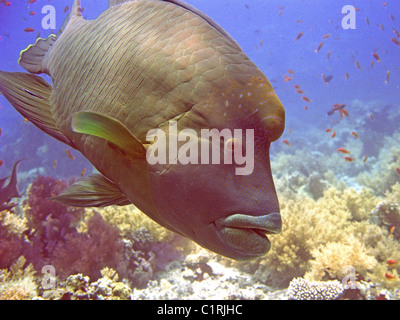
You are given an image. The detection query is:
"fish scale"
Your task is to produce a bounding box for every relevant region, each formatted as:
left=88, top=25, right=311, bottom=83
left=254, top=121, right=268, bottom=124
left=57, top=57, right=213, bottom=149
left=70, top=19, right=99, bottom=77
left=51, top=2, right=234, bottom=142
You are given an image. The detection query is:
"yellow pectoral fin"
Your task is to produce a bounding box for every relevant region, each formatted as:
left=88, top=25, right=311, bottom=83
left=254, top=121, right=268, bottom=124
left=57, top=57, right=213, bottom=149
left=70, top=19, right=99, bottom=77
left=71, top=111, right=146, bottom=159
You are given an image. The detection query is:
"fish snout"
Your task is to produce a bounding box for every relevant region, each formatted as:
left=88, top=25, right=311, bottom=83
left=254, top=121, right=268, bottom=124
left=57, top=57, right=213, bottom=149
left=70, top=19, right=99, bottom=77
left=214, top=212, right=282, bottom=259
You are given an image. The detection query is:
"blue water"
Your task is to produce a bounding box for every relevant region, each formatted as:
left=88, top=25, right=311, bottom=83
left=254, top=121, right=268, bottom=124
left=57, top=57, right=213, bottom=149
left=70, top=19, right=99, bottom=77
left=0, top=0, right=399, bottom=185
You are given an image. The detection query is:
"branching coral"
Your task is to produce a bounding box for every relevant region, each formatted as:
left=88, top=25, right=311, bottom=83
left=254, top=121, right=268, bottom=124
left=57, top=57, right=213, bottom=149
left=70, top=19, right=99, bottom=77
left=0, top=256, right=38, bottom=300
left=47, top=268, right=132, bottom=300
left=50, top=211, right=126, bottom=281
left=83, top=205, right=175, bottom=242
left=0, top=211, right=27, bottom=269
left=305, top=235, right=377, bottom=282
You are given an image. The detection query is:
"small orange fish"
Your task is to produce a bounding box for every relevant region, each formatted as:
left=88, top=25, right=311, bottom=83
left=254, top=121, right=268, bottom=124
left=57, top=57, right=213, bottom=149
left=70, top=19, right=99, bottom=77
left=296, top=89, right=304, bottom=94
left=23, top=118, right=29, bottom=123
left=288, top=69, right=295, bottom=74
left=315, top=42, right=324, bottom=53
left=345, top=73, right=350, bottom=80
left=53, top=160, right=57, bottom=169
left=331, top=131, right=336, bottom=138
left=363, top=155, right=368, bottom=163
left=344, top=157, right=355, bottom=162
left=339, top=109, right=349, bottom=118
left=28, top=0, right=37, bottom=3
left=29, top=11, right=35, bottom=16
left=379, top=24, right=385, bottom=31
left=283, top=139, right=291, bottom=146
left=4, top=1, right=11, bottom=6
left=322, top=73, right=333, bottom=84
left=369, top=113, right=374, bottom=121
left=64, top=6, right=70, bottom=13
left=295, top=32, right=304, bottom=41
left=327, top=50, right=331, bottom=61
left=302, top=96, right=311, bottom=103
left=304, top=106, right=308, bottom=111
left=325, top=128, right=332, bottom=133
left=65, top=148, right=76, bottom=160
left=0, top=160, right=4, bottom=167
left=385, top=70, right=391, bottom=84
left=0, top=128, right=2, bottom=136
left=81, top=168, right=86, bottom=177
left=387, top=259, right=397, bottom=266
left=337, top=148, right=351, bottom=154
left=322, top=33, right=331, bottom=39
left=389, top=226, right=396, bottom=236
left=372, top=52, right=381, bottom=63
left=382, top=2, right=388, bottom=7
left=351, top=131, right=359, bottom=138
left=396, top=168, right=400, bottom=176
left=385, top=272, right=396, bottom=280
left=355, top=61, right=362, bottom=70
left=393, top=28, right=400, bottom=38
left=293, top=84, right=300, bottom=89
left=365, top=17, right=370, bottom=26
left=391, top=38, right=400, bottom=46
left=24, top=27, right=35, bottom=33
left=284, top=75, right=293, bottom=82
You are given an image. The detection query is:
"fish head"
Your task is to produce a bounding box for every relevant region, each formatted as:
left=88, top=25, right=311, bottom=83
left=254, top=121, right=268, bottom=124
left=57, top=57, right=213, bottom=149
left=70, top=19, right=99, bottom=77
left=146, top=74, right=285, bottom=260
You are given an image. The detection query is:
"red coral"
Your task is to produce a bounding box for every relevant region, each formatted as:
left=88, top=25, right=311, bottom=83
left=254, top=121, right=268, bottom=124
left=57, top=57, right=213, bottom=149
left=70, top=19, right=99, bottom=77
left=51, top=212, right=125, bottom=281
left=24, top=176, right=83, bottom=232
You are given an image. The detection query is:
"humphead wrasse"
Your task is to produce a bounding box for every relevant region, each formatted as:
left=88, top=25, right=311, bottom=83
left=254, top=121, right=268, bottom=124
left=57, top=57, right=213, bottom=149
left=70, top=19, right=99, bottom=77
left=0, top=0, right=285, bottom=260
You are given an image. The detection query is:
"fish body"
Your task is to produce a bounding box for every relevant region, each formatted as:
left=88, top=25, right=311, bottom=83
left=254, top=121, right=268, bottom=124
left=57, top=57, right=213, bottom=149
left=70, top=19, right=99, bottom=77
left=0, top=0, right=285, bottom=260
left=327, top=104, right=346, bottom=116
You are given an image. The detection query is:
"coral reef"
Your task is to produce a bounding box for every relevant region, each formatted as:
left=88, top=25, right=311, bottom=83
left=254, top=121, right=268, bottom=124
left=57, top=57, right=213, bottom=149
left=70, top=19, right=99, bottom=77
left=356, top=131, right=400, bottom=196
left=305, top=235, right=377, bottom=281
left=0, top=210, right=27, bottom=269
left=83, top=205, right=175, bottom=243
left=0, top=256, right=38, bottom=300
left=54, top=268, right=132, bottom=300
left=0, top=175, right=186, bottom=296
left=287, top=277, right=344, bottom=300
left=1, top=152, right=399, bottom=300
left=228, top=184, right=400, bottom=296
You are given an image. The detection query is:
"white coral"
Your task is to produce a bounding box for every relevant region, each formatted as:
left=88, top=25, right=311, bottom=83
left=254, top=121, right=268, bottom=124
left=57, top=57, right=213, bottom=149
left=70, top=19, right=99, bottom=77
left=287, top=277, right=344, bottom=300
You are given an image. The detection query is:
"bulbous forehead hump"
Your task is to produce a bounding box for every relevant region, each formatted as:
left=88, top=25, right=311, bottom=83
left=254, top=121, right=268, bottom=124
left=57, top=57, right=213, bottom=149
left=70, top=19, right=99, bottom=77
left=206, top=75, right=285, bottom=141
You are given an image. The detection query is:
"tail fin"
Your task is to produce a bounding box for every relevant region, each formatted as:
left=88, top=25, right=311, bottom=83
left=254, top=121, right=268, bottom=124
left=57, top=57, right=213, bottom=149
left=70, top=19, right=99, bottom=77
left=0, top=160, right=23, bottom=211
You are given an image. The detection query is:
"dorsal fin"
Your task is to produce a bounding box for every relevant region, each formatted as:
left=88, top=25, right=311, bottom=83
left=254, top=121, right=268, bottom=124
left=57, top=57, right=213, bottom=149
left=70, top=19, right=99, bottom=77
left=108, top=0, right=241, bottom=48
left=18, top=35, right=56, bottom=75
left=108, top=0, right=132, bottom=6
left=57, top=0, right=83, bottom=38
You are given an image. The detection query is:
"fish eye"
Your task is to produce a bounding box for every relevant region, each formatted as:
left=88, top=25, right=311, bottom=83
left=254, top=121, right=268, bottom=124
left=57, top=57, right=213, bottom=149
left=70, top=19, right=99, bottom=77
left=224, top=137, right=241, bottom=153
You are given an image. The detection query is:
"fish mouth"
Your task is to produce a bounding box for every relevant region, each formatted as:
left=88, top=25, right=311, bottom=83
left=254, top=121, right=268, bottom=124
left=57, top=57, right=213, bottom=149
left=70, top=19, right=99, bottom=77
left=214, top=213, right=282, bottom=260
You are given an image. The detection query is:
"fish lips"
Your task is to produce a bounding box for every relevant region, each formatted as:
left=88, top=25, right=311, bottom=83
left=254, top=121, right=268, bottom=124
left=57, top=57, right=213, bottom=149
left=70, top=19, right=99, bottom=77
left=214, top=212, right=282, bottom=259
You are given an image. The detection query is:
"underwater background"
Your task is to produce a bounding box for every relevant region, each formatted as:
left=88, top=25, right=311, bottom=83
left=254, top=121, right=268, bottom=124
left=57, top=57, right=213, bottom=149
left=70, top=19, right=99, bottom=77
left=0, top=0, right=399, bottom=300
